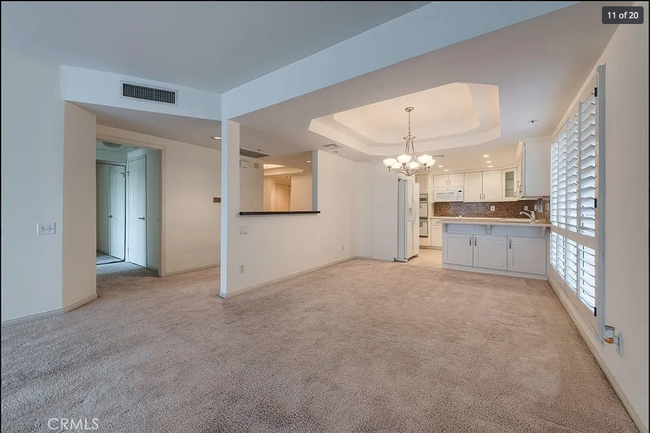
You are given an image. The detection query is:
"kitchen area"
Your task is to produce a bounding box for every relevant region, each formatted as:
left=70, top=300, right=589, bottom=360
left=414, top=138, right=551, bottom=278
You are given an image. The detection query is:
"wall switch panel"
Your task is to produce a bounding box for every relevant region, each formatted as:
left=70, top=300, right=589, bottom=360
left=523, top=206, right=529, bottom=210
left=490, top=206, right=496, bottom=212
left=239, top=226, right=248, bottom=235
left=37, top=222, right=56, bottom=235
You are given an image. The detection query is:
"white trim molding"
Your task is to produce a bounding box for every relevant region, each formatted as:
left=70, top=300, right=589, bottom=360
left=63, top=293, right=98, bottom=313
left=1, top=308, right=63, bottom=328
left=164, top=264, right=220, bottom=277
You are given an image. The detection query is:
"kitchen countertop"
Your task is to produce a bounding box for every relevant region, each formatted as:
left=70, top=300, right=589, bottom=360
left=435, top=217, right=551, bottom=228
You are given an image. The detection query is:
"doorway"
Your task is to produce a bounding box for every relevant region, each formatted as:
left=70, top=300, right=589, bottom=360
left=96, top=140, right=161, bottom=271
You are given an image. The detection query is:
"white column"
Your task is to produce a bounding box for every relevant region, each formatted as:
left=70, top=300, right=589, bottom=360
left=220, top=120, right=240, bottom=297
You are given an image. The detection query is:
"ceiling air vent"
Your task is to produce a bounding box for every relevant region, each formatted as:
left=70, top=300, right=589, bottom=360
left=122, top=82, right=177, bottom=105
left=322, top=143, right=342, bottom=150
left=240, top=148, right=272, bottom=159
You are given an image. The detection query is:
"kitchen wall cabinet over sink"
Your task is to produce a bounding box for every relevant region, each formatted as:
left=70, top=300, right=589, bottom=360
left=464, top=170, right=501, bottom=202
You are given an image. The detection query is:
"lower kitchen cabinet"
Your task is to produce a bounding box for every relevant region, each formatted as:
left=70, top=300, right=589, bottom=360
left=473, top=235, right=508, bottom=270
left=444, top=233, right=474, bottom=266
left=431, top=221, right=443, bottom=248
left=507, top=236, right=547, bottom=275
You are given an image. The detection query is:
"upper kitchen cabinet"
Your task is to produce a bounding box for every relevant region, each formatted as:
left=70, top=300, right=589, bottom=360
left=415, top=175, right=428, bottom=190
left=464, top=170, right=502, bottom=202
left=516, top=138, right=551, bottom=198
left=502, top=168, right=516, bottom=200
left=433, top=174, right=464, bottom=188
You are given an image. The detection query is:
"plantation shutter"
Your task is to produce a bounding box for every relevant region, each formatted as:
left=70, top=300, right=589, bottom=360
left=579, top=93, right=597, bottom=238
left=557, top=129, right=568, bottom=229
left=566, top=116, right=579, bottom=232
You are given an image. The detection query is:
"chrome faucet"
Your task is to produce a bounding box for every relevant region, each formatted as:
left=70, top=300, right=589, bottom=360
left=520, top=210, right=536, bottom=222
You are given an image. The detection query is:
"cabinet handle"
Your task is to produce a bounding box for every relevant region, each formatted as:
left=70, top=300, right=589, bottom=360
left=469, top=236, right=472, bottom=246
left=475, top=237, right=477, bottom=246
left=509, top=239, right=512, bottom=249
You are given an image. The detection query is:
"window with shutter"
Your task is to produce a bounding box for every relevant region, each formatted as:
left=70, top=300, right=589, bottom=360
left=549, top=74, right=601, bottom=328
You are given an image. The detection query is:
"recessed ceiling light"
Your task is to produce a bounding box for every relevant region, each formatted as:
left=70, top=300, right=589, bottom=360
left=529, top=119, right=538, bottom=124
left=438, top=165, right=443, bottom=168
left=444, top=169, right=449, bottom=172
left=483, top=154, right=489, bottom=158
left=486, top=160, right=492, bottom=163
left=211, top=136, right=221, bottom=140
left=488, top=165, right=493, bottom=168
left=263, top=164, right=285, bottom=169
left=306, top=160, right=312, bottom=163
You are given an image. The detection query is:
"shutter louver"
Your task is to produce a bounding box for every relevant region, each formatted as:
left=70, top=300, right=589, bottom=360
left=578, top=244, right=596, bottom=312
left=565, top=239, right=578, bottom=293
left=557, top=129, right=568, bottom=229
left=566, top=117, right=579, bottom=232
left=579, top=94, right=597, bottom=238
left=550, top=142, right=559, bottom=226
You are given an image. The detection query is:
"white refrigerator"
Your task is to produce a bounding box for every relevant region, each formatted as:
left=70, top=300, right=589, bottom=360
left=396, top=178, right=420, bottom=262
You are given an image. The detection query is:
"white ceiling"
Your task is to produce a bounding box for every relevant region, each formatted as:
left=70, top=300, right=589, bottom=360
left=78, top=103, right=222, bottom=150
left=234, top=1, right=625, bottom=172
left=0, top=1, right=428, bottom=93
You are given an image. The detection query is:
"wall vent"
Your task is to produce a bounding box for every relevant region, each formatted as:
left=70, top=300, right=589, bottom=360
left=322, top=143, right=342, bottom=150
left=122, top=82, right=177, bottom=105
left=240, top=148, right=272, bottom=159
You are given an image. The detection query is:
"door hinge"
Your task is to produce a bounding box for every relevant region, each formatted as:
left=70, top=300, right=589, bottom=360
left=594, top=87, right=598, bottom=97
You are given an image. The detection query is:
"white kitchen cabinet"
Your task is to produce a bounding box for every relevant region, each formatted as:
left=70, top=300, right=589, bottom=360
left=507, top=236, right=547, bottom=275
left=464, top=170, right=501, bottom=202
left=415, top=175, right=429, bottom=191
left=431, top=221, right=443, bottom=248
left=515, top=138, right=551, bottom=198
left=433, top=174, right=464, bottom=187
left=473, top=235, right=508, bottom=270
left=444, top=233, right=474, bottom=266
left=464, top=172, right=483, bottom=202
left=502, top=168, right=516, bottom=200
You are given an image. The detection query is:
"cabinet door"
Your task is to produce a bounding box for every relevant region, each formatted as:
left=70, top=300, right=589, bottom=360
left=464, top=172, right=483, bottom=202
left=482, top=170, right=502, bottom=201
left=502, top=169, right=516, bottom=200
left=507, top=236, right=546, bottom=275
left=433, top=175, right=448, bottom=188
left=473, top=235, right=508, bottom=270
left=431, top=224, right=442, bottom=247
left=448, top=173, right=464, bottom=187
left=444, top=233, right=474, bottom=266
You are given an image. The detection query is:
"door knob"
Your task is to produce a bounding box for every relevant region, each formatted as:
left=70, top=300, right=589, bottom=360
left=108, top=215, right=113, bottom=218
left=138, top=216, right=145, bottom=220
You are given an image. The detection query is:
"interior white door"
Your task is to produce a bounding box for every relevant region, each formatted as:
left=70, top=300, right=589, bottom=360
left=464, top=172, right=483, bottom=202
left=473, top=235, right=507, bottom=270
left=507, top=236, right=547, bottom=275
left=482, top=170, right=503, bottom=201
left=274, top=183, right=291, bottom=211
left=127, top=156, right=147, bottom=267
left=444, top=233, right=474, bottom=266
left=108, top=165, right=126, bottom=259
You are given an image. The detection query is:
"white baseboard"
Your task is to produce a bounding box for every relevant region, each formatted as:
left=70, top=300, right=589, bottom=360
left=163, top=263, right=220, bottom=277
left=220, top=256, right=361, bottom=298
left=442, top=263, right=548, bottom=280
left=1, top=307, right=63, bottom=328
left=549, top=280, right=648, bottom=433
left=63, top=293, right=98, bottom=313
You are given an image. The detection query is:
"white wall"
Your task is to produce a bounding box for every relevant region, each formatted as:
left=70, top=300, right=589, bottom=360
left=62, top=102, right=97, bottom=309
left=127, top=148, right=162, bottom=270
left=97, top=126, right=221, bottom=275
left=1, top=48, right=65, bottom=322
left=221, top=128, right=356, bottom=295
left=61, top=66, right=221, bottom=121
left=290, top=174, right=313, bottom=211
left=240, top=157, right=264, bottom=211
left=551, top=6, right=648, bottom=430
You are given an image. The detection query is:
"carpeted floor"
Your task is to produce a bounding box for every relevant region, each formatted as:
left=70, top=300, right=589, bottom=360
left=96, top=251, right=123, bottom=266
left=1, top=259, right=637, bottom=432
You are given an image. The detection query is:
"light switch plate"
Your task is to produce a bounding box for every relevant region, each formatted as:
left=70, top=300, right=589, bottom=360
left=37, top=222, right=56, bottom=235
left=239, top=226, right=248, bottom=235
left=524, top=206, right=529, bottom=210
left=490, top=206, right=495, bottom=212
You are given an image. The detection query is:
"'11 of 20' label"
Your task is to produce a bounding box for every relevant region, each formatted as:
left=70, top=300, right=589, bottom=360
left=602, top=6, right=644, bottom=24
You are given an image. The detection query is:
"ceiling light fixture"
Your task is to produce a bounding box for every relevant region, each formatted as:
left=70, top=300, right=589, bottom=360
left=382, top=107, right=434, bottom=176
left=483, top=154, right=489, bottom=158
left=263, top=164, right=285, bottom=170
left=438, top=165, right=443, bottom=168
left=211, top=136, right=221, bottom=140
left=306, top=160, right=311, bottom=163
left=444, top=169, right=449, bottom=172
left=486, top=160, right=492, bottom=163
left=488, top=165, right=493, bottom=168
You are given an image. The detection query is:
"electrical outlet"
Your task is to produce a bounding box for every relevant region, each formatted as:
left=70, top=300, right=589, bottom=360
left=523, top=206, right=529, bottom=211
left=239, top=265, right=244, bottom=274
left=490, top=206, right=495, bottom=212
left=37, top=222, right=56, bottom=235
left=239, top=226, right=247, bottom=235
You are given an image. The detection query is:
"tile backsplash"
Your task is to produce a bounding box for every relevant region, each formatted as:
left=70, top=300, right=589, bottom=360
left=433, top=199, right=549, bottom=220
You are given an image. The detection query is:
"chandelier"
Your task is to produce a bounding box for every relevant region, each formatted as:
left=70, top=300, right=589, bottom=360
left=382, top=107, right=434, bottom=176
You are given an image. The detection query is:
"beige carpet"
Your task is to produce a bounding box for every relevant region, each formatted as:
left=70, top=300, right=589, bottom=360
left=1, top=259, right=637, bottom=432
